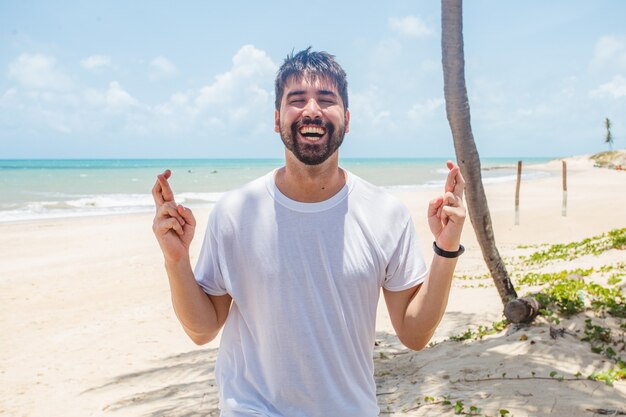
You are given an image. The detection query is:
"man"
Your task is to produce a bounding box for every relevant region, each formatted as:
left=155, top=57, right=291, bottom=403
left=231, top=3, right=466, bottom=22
left=152, top=48, right=466, bottom=417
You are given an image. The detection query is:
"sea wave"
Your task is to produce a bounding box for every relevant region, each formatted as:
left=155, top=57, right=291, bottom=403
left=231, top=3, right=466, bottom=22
left=384, top=169, right=552, bottom=192
left=0, top=168, right=552, bottom=222
left=0, top=192, right=224, bottom=223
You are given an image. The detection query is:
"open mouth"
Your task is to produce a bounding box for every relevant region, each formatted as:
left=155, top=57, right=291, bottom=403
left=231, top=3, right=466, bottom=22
left=298, top=125, right=326, bottom=141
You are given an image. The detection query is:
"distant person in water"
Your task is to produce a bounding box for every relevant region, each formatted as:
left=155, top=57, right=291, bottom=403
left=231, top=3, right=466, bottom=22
left=152, top=47, right=466, bottom=417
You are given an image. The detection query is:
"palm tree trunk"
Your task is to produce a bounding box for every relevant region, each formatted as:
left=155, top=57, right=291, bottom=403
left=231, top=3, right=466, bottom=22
left=441, top=0, right=522, bottom=312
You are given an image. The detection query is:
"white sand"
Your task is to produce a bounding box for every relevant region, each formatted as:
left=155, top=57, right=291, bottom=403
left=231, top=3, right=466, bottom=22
left=1, top=157, right=625, bottom=416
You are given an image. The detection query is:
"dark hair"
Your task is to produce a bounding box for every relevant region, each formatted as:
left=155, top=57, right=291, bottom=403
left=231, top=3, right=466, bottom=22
left=274, top=47, right=348, bottom=110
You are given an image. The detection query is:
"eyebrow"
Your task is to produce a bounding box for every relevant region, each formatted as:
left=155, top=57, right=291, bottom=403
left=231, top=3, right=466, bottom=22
left=286, top=89, right=338, bottom=99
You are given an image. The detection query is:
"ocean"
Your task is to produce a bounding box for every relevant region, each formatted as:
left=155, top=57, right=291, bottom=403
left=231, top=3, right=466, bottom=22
left=0, top=158, right=553, bottom=223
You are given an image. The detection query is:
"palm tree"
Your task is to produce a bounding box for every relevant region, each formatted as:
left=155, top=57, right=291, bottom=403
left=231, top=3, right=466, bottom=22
left=605, top=117, right=613, bottom=151
left=441, top=0, right=537, bottom=323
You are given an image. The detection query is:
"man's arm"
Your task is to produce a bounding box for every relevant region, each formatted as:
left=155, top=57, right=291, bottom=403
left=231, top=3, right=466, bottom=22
left=384, top=161, right=466, bottom=351
left=152, top=170, right=232, bottom=345
left=384, top=255, right=458, bottom=350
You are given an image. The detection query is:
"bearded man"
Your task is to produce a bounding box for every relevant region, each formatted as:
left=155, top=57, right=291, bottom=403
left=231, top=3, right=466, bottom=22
left=152, top=47, right=466, bottom=417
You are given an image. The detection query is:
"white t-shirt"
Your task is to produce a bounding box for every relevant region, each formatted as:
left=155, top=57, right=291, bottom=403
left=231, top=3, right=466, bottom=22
left=195, top=169, right=428, bottom=417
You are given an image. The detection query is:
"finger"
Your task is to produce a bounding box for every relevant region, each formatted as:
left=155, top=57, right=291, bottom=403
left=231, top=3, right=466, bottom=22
left=157, top=170, right=176, bottom=203
left=443, top=191, right=458, bottom=207
left=155, top=217, right=184, bottom=236
left=445, top=161, right=466, bottom=200
left=152, top=169, right=173, bottom=205
left=442, top=205, right=466, bottom=223
left=440, top=208, right=449, bottom=226
left=454, top=172, right=465, bottom=200
left=438, top=204, right=445, bottom=224
left=444, top=161, right=458, bottom=193
left=177, top=205, right=196, bottom=227
left=166, top=217, right=184, bottom=235
left=428, top=197, right=444, bottom=217
left=450, top=164, right=466, bottom=199
left=152, top=180, right=164, bottom=205
left=158, top=203, right=186, bottom=226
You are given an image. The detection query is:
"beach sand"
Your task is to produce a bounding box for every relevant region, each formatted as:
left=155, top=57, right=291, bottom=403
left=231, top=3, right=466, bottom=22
left=1, top=156, right=625, bottom=416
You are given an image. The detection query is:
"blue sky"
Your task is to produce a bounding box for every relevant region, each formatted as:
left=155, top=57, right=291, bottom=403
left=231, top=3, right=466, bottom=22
left=1, top=1, right=625, bottom=159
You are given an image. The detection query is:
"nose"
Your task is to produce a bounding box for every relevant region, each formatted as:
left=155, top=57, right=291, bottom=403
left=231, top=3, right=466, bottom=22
left=302, top=98, right=322, bottom=119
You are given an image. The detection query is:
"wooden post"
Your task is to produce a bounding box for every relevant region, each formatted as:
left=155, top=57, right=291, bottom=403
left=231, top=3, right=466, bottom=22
left=515, top=160, right=522, bottom=225
left=562, top=160, right=567, bottom=216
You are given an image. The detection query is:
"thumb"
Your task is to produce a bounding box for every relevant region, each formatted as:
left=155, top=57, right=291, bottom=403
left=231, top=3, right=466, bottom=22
left=177, top=205, right=196, bottom=227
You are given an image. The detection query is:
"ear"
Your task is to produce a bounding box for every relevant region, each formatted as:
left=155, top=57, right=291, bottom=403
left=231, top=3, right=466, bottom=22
left=274, top=110, right=280, bottom=133
left=344, top=110, right=350, bottom=133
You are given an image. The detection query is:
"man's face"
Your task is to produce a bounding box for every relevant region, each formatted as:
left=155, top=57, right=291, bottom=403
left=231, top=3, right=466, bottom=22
left=274, top=76, right=350, bottom=166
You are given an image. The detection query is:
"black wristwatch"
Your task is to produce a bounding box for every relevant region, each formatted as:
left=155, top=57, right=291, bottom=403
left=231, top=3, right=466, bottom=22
left=433, top=241, right=465, bottom=258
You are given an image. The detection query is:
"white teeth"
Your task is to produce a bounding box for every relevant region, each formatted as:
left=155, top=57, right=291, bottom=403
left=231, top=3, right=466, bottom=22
left=299, top=126, right=325, bottom=135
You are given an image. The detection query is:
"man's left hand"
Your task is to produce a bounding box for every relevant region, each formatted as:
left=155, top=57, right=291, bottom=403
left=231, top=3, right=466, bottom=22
left=427, top=160, right=466, bottom=252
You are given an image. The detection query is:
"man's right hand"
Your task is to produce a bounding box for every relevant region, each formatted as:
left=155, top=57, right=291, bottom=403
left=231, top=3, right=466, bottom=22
left=152, top=169, right=196, bottom=263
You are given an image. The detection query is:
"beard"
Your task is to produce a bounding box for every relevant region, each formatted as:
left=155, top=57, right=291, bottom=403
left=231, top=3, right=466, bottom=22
left=279, top=117, right=346, bottom=166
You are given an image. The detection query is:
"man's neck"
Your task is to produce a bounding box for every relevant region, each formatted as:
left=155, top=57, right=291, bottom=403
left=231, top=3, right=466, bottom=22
left=275, top=152, right=346, bottom=203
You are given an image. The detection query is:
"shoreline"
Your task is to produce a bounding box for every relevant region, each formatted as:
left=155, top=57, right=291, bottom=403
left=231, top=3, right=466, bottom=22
left=0, top=158, right=559, bottom=225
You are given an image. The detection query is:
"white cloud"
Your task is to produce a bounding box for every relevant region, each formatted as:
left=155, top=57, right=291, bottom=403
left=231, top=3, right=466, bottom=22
left=82, top=81, right=138, bottom=110
left=2, top=88, right=18, bottom=100
left=195, top=44, right=276, bottom=109
left=350, top=85, right=397, bottom=132
left=149, top=56, right=177, bottom=80
left=105, top=81, right=138, bottom=109
left=389, top=16, right=433, bottom=38
left=8, top=53, right=72, bottom=90
left=371, top=39, right=403, bottom=65
left=591, top=36, right=626, bottom=70
left=407, top=98, right=445, bottom=122
left=81, top=55, right=112, bottom=70
left=2, top=45, right=278, bottom=139
left=590, top=75, right=626, bottom=99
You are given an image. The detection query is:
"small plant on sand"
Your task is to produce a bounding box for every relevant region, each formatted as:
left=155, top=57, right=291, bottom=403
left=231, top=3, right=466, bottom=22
left=519, top=228, right=626, bottom=266
left=591, top=366, right=626, bottom=386
left=532, top=279, right=586, bottom=316
left=411, top=395, right=512, bottom=416
left=587, top=361, right=626, bottom=386
left=578, top=318, right=626, bottom=385
left=450, top=320, right=509, bottom=342
left=515, top=268, right=594, bottom=287
left=581, top=318, right=612, bottom=351
left=524, top=267, right=626, bottom=318
left=587, top=283, right=626, bottom=318
left=581, top=318, right=626, bottom=360
left=456, top=273, right=491, bottom=281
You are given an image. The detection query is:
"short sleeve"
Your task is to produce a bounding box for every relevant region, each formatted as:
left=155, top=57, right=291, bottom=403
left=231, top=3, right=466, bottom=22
left=194, top=211, right=229, bottom=296
left=383, top=218, right=428, bottom=291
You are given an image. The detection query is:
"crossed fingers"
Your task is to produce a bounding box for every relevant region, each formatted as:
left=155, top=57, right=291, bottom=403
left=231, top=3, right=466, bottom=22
left=152, top=169, right=175, bottom=205
left=152, top=169, right=188, bottom=232
left=428, top=161, right=466, bottom=233
left=444, top=160, right=465, bottom=200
